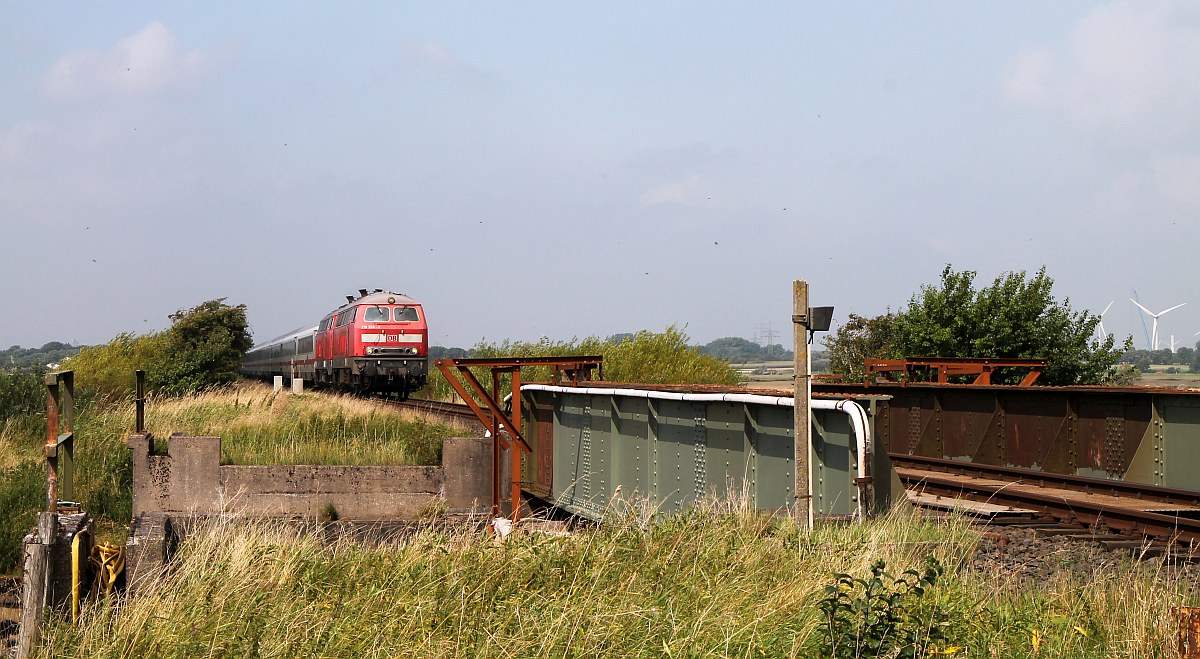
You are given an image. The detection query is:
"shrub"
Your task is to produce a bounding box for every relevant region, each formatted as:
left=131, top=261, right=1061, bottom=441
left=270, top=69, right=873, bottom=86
left=817, top=556, right=950, bottom=658
left=0, top=368, right=46, bottom=418
left=63, top=299, right=251, bottom=401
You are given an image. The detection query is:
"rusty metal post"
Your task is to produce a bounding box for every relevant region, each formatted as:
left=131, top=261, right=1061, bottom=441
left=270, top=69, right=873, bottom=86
left=43, top=371, right=75, bottom=511
left=792, top=281, right=812, bottom=527
left=433, top=356, right=601, bottom=526
left=45, top=377, right=59, bottom=512
left=1175, top=607, right=1200, bottom=658
left=491, top=369, right=503, bottom=518
left=510, top=367, right=522, bottom=521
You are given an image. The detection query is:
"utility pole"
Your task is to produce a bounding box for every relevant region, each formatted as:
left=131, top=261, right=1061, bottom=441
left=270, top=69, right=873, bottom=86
left=792, top=280, right=811, bottom=527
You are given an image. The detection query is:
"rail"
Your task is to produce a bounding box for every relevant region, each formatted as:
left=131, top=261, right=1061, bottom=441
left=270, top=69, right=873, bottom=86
left=892, top=453, right=1200, bottom=547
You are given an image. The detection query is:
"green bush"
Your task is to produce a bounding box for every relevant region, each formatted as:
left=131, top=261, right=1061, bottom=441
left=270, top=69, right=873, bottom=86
left=0, top=368, right=46, bottom=417
left=817, top=556, right=949, bottom=658
left=64, top=298, right=251, bottom=400
left=423, top=325, right=741, bottom=400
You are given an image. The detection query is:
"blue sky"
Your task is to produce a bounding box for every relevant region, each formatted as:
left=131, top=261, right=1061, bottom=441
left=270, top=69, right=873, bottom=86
left=2, top=2, right=1198, bottom=351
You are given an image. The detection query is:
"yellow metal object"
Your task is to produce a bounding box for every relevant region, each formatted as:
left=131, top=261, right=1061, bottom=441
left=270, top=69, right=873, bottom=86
left=89, top=542, right=125, bottom=600
left=70, top=532, right=83, bottom=623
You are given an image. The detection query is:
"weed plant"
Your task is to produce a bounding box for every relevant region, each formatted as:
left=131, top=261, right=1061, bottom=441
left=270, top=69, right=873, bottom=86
left=35, top=503, right=1199, bottom=658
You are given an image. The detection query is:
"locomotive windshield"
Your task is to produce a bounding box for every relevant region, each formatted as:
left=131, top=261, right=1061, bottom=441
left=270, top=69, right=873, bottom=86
left=364, top=306, right=390, bottom=322
left=362, top=305, right=420, bottom=322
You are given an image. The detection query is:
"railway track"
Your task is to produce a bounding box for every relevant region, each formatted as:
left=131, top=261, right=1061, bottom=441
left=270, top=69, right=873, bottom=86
left=892, top=453, right=1200, bottom=552
left=389, top=397, right=480, bottom=423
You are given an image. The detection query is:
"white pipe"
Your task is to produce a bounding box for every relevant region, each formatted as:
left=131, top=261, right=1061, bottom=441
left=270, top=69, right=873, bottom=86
left=520, top=384, right=873, bottom=520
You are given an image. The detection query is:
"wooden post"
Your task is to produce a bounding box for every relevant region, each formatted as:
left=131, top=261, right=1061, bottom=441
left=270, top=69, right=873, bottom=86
left=792, top=280, right=811, bottom=527
left=16, top=513, right=56, bottom=659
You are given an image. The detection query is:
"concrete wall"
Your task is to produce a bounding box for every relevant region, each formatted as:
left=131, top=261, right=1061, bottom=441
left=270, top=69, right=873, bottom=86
left=127, top=433, right=490, bottom=520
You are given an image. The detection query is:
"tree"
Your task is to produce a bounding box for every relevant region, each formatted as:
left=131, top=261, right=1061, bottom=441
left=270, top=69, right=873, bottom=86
left=824, top=266, right=1131, bottom=386
left=153, top=299, right=253, bottom=395
left=823, top=313, right=898, bottom=382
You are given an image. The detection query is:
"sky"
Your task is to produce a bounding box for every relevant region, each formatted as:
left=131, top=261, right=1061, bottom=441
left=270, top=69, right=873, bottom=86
left=2, top=2, right=1198, bottom=352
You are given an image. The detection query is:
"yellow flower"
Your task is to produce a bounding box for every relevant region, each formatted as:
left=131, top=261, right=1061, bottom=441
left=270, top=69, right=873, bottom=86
left=1032, top=629, right=1042, bottom=653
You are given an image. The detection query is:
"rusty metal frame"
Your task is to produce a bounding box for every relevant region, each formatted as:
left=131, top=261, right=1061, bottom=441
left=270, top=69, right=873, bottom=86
left=44, top=371, right=75, bottom=512
left=434, top=356, right=603, bottom=523
left=864, top=357, right=1045, bottom=386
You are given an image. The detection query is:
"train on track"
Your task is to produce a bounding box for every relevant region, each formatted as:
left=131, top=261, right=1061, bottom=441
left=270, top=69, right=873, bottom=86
left=241, top=289, right=428, bottom=398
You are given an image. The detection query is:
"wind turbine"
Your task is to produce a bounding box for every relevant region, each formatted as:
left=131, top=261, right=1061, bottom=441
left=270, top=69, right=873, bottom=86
left=1096, top=301, right=1113, bottom=341
left=1130, top=299, right=1186, bottom=351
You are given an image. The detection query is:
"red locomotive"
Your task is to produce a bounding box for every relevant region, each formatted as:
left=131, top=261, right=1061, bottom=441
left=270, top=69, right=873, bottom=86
left=242, top=289, right=428, bottom=397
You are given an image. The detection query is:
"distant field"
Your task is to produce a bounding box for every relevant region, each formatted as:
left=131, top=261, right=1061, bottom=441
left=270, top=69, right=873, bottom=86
left=1135, top=371, right=1200, bottom=388
left=732, top=360, right=796, bottom=390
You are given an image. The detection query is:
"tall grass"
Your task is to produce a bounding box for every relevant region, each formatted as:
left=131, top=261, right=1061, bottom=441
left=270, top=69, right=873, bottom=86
left=0, top=382, right=464, bottom=574
left=144, top=384, right=463, bottom=466
left=36, top=504, right=1196, bottom=658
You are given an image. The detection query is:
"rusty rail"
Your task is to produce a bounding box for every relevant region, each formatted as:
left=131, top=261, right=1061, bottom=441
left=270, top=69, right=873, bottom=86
left=865, top=357, right=1045, bottom=386
left=892, top=453, right=1200, bottom=547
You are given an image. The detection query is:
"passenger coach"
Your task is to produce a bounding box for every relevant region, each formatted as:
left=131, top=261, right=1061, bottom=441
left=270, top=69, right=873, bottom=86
left=242, top=289, right=429, bottom=398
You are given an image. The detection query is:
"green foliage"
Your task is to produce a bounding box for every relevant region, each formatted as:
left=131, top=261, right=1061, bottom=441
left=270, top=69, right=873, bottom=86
left=0, top=368, right=46, bottom=419
left=825, top=313, right=898, bottom=382
left=824, top=266, right=1131, bottom=386
left=428, top=345, right=468, bottom=360
left=0, top=342, right=82, bottom=370
left=699, top=336, right=794, bottom=362
left=63, top=332, right=169, bottom=403
left=423, top=325, right=741, bottom=400
left=64, top=298, right=252, bottom=400
left=817, top=556, right=949, bottom=658
left=0, top=460, right=43, bottom=574
left=153, top=299, right=253, bottom=395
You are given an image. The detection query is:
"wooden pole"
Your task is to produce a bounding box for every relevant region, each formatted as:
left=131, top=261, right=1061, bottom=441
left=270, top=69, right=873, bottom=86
left=16, top=513, right=56, bottom=659
left=792, top=280, right=811, bottom=527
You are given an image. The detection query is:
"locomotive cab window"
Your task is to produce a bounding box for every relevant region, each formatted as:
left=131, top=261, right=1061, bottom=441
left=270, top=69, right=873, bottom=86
left=363, top=306, right=390, bottom=322
left=394, top=307, right=419, bottom=322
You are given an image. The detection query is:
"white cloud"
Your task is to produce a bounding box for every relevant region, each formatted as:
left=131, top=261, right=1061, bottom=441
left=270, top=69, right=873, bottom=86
left=1003, top=1, right=1200, bottom=144
left=43, top=22, right=226, bottom=98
